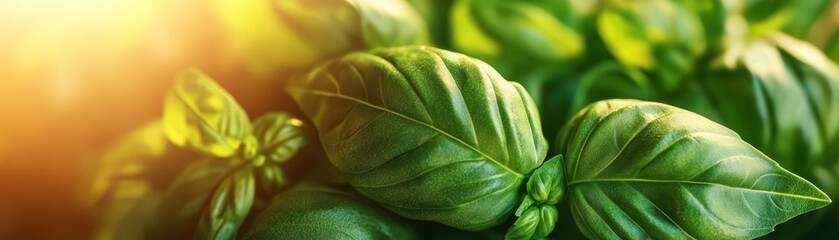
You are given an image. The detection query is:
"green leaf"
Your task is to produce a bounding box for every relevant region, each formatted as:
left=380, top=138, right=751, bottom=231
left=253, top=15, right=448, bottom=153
left=244, top=184, right=419, bottom=239
left=570, top=62, right=652, bottom=115
left=706, top=35, right=839, bottom=178
left=405, top=0, right=454, bottom=47
left=195, top=167, right=255, bottom=240
left=597, top=0, right=707, bottom=90
left=255, top=164, right=285, bottom=194
left=163, top=69, right=251, bottom=158
left=451, top=0, right=584, bottom=78
left=213, top=0, right=429, bottom=74
left=556, top=99, right=831, bottom=239
left=287, top=46, right=547, bottom=230
left=84, top=120, right=169, bottom=204
left=147, top=159, right=235, bottom=239
left=93, top=181, right=161, bottom=240
left=526, top=155, right=566, bottom=205
left=250, top=112, right=306, bottom=163
left=471, top=0, right=584, bottom=61
left=505, top=204, right=558, bottom=240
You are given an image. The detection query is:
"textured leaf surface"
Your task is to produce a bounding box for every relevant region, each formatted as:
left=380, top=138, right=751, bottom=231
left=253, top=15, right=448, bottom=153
left=287, top=46, right=547, bottom=230
left=163, top=70, right=250, bottom=158
left=245, top=184, right=418, bottom=240
left=556, top=99, right=831, bottom=239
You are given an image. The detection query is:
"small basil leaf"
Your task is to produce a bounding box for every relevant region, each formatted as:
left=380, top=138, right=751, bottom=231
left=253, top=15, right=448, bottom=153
left=255, top=164, right=285, bottom=194
left=245, top=184, right=419, bottom=239
left=287, top=46, right=547, bottom=230
left=526, top=155, right=566, bottom=205
left=195, top=167, right=255, bottom=240
left=250, top=112, right=306, bottom=163
left=505, top=207, right=540, bottom=240
left=147, top=159, right=234, bottom=239
left=556, top=99, right=831, bottom=239
left=163, top=70, right=251, bottom=158
left=536, top=205, right=559, bottom=238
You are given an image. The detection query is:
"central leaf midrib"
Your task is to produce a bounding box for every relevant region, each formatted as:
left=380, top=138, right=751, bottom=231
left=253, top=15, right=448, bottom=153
left=297, top=88, right=525, bottom=179
left=568, top=178, right=830, bottom=202
left=174, top=87, right=237, bottom=152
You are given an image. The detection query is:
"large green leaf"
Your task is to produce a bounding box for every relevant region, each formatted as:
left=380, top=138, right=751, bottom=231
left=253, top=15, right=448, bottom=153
left=556, top=99, right=830, bottom=239
left=194, top=167, right=255, bottom=240
left=250, top=112, right=306, bottom=163
left=163, top=70, right=251, bottom=158
left=287, top=46, right=547, bottom=230
left=244, top=184, right=418, bottom=239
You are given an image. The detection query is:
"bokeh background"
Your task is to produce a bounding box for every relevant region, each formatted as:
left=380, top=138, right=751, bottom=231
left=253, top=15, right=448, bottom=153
left=2, top=0, right=839, bottom=239
left=0, top=1, right=297, bottom=238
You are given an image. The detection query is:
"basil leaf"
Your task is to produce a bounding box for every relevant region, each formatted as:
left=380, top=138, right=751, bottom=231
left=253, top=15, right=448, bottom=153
left=214, top=0, right=428, bottom=72
left=556, top=99, right=831, bottom=239
left=250, top=112, right=306, bottom=163
left=462, top=0, right=584, bottom=62
left=245, top=184, right=418, bottom=240
left=405, top=0, right=453, bottom=47
left=451, top=0, right=584, bottom=79
left=94, top=181, right=161, bottom=240
left=84, top=120, right=169, bottom=204
left=570, top=62, right=652, bottom=115
left=163, top=70, right=251, bottom=158
left=702, top=35, right=839, bottom=238
left=195, top=167, right=255, bottom=240
left=147, top=159, right=234, bottom=239
left=597, top=0, right=707, bottom=91
left=255, top=164, right=285, bottom=195
left=287, top=46, right=547, bottom=230
left=706, top=35, right=839, bottom=180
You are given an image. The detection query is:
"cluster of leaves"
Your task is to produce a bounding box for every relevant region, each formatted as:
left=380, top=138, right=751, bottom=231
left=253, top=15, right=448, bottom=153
left=85, top=0, right=839, bottom=239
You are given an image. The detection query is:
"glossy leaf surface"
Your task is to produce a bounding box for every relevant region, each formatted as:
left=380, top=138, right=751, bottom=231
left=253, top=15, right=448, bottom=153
left=556, top=99, right=831, bottom=239
left=288, top=46, right=547, bottom=230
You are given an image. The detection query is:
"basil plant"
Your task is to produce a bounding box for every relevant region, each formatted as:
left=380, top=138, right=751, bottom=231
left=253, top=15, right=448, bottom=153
left=150, top=70, right=306, bottom=240
left=288, top=46, right=830, bottom=239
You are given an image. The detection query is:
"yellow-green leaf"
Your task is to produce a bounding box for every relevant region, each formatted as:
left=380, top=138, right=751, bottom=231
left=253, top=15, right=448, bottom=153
left=163, top=70, right=250, bottom=158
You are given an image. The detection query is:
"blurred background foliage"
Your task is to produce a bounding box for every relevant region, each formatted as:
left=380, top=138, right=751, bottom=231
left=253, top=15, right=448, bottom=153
left=3, top=0, right=839, bottom=239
